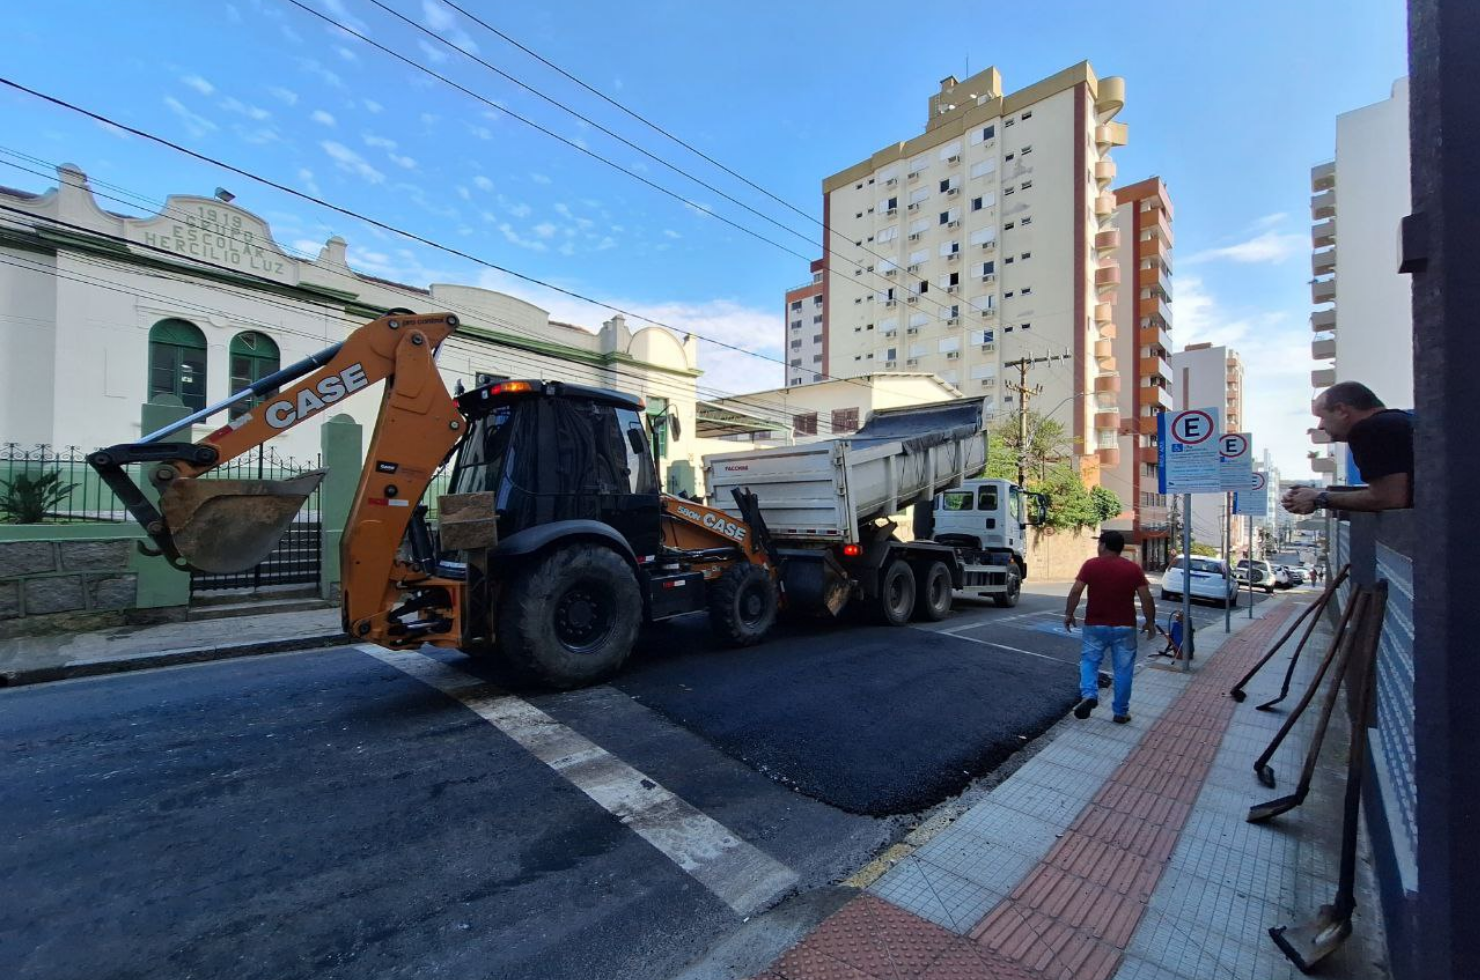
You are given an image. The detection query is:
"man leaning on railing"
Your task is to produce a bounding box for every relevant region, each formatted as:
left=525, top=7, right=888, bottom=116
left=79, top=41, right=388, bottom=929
left=1283, top=381, right=1413, bottom=515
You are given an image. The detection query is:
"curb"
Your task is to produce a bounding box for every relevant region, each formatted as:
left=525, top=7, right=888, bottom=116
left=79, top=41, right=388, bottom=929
left=0, top=632, right=349, bottom=688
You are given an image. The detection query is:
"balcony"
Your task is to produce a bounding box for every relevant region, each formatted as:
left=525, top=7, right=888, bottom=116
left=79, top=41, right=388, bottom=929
left=1095, top=122, right=1129, bottom=147
left=1098, top=323, right=1117, bottom=340
left=1312, top=367, right=1336, bottom=387
left=1095, top=159, right=1117, bottom=185
left=1095, top=229, right=1121, bottom=251
left=1311, top=309, right=1335, bottom=332
left=1138, top=385, right=1174, bottom=411
left=1094, top=410, right=1121, bottom=430
left=1312, top=218, right=1336, bottom=248
left=1138, top=266, right=1173, bottom=299
left=1138, top=295, right=1173, bottom=325
left=1094, top=302, right=1115, bottom=323
left=1139, top=355, right=1172, bottom=380
left=1311, top=188, right=1336, bottom=219
left=1137, top=414, right=1161, bottom=435
left=1138, top=324, right=1172, bottom=351
left=1095, top=265, right=1121, bottom=288
left=1138, top=446, right=1160, bottom=465
left=1097, top=446, right=1121, bottom=467
left=1094, top=374, right=1122, bottom=394
left=1137, top=207, right=1174, bottom=246
left=1094, top=193, right=1117, bottom=217
left=1312, top=455, right=1337, bottom=474
left=1094, top=339, right=1115, bottom=360
left=1312, top=337, right=1336, bottom=359
left=1309, top=427, right=1332, bottom=444
left=1312, top=247, right=1336, bottom=276
left=1311, top=160, right=1336, bottom=192
left=1096, top=76, right=1126, bottom=117
left=1312, top=278, right=1336, bottom=304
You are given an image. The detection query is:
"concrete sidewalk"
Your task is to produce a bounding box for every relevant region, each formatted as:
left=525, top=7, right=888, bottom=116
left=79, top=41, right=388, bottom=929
left=0, top=607, right=345, bottom=686
left=747, top=598, right=1389, bottom=980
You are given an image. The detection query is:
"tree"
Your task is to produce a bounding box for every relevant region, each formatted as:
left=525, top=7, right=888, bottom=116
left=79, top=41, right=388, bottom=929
left=1190, top=542, right=1220, bottom=557
left=983, top=411, right=1069, bottom=484
left=1090, top=485, right=1122, bottom=523
left=0, top=470, right=77, bottom=524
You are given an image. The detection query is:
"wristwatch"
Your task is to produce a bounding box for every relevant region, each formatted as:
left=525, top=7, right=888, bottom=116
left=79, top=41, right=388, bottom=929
left=1315, top=491, right=1330, bottom=510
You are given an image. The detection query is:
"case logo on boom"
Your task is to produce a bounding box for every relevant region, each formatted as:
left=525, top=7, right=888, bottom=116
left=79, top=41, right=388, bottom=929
left=265, top=363, right=370, bottom=428
left=676, top=503, right=748, bottom=543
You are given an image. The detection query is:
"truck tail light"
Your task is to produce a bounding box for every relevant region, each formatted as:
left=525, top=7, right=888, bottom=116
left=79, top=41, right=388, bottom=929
left=842, top=544, right=862, bottom=557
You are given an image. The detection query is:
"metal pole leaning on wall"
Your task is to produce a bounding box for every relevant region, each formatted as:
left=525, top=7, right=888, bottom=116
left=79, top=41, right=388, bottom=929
left=1249, top=517, right=1256, bottom=619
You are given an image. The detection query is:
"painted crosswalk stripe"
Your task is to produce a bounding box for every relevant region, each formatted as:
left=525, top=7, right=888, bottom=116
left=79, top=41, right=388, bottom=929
left=358, top=646, right=799, bottom=917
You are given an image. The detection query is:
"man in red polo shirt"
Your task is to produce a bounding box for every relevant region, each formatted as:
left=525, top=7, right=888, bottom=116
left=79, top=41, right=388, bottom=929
left=1063, top=530, right=1157, bottom=724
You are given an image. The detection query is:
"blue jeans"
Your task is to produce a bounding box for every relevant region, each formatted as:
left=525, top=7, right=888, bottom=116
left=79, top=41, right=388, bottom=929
left=1081, top=625, right=1138, bottom=716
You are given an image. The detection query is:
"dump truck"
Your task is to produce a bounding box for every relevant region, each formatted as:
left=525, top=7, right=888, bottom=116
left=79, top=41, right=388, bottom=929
left=703, top=401, right=1043, bottom=621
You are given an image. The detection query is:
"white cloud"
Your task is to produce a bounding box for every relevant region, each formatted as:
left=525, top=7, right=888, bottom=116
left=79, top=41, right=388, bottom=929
left=662, top=229, right=681, bottom=239
left=163, top=96, right=218, bottom=137
left=530, top=172, right=552, bottom=185
left=363, top=99, right=383, bottom=113
left=388, top=153, right=418, bottom=170
left=311, top=109, right=337, bottom=127
left=507, top=202, right=531, bottom=219
left=1184, top=230, right=1306, bottom=266
left=226, top=4, right=242, bottom=24
left=1252, top=212, right=1288, bottom=229
left=416, top=38, right=448, bottom=63
left=320, top=0, right=367, bottom=33
left=220, top=97, right=271, bottom=120
left=456, top=185, right=471, bottom=200
left=298, top=168, right=322, bottom=196
left=532, top=222, right=558, bottom=239
left=498, top=223, right=548, bottom=252
left=234, top=125, right=281, bottom=145
left=419, top=112, right=440, bottom=127
left=554, top=202, right=574, bottom=219
left=269, top=86, right=300, bottom=106
left=297, top=58, right=345, bottom=90
left=465, top=124, right=493, bottom=141
left=335, top=45, right=358, bottom=62
left=320, top=140, right=385, bottom=184
left=94, top=120, right=130, bottom=140
left=595, top=236, right=617, bottom=251
left=558, top=241, right=576, bottom=257
left=280, top=24, right=304, bottom=44
left=181, top=74, right=215, bottom=95
left=472, top=175, right=494, bottom=192
left=422, top=0, right=454, bottom=30
left=363, top=134, right=397, bottom=149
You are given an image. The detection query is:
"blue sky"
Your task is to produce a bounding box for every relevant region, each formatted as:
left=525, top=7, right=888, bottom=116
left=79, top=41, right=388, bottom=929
left=2, top=0, right=1407, bottom=477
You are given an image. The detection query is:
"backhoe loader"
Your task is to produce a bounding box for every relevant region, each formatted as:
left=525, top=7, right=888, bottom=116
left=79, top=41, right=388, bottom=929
left=90, top=312, right=780, bottom=688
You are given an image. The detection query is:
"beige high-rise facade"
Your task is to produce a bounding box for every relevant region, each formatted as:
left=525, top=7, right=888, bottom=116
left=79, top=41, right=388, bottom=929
left=1102, top=177, right=1174, bottom=569
left=817, top=63, right=1127, bottom=478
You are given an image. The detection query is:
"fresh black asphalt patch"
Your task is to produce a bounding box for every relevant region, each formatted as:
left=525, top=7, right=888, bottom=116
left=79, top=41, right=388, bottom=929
left=615, top=616, right=1077, bottom=817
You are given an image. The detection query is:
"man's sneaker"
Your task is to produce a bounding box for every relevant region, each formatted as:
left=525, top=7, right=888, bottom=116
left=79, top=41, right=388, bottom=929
left=1073, top=697, right=1098, bottom=720
left=1113, top=714, right=1132, bottom=724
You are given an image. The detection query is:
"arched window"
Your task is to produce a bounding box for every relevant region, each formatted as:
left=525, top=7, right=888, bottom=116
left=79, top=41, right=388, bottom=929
left=148, top=318, right=207, bottom=411
left=228, top=331, right=281, bottom=418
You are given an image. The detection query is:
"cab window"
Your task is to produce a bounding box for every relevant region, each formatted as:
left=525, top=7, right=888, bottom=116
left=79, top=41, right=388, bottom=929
left=939, top=490, right=973, bottom=511
left=978, top=485, right=999, bottom=511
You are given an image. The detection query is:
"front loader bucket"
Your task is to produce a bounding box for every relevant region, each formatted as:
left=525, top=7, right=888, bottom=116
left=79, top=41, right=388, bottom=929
left=159, top=471, right=326, bottom=574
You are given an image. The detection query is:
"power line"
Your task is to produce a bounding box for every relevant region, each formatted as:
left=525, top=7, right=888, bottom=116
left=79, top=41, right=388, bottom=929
left=288, top=0, right=967, bottom=326
left=0, top=76, right=939, bottom=405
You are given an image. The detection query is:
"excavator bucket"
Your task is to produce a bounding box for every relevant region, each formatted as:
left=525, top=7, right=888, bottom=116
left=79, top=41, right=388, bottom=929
left=158, top=471, right=326, bottom=574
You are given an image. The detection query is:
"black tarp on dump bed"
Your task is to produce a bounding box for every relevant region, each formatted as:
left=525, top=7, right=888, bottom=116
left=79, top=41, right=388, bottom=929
left=845, top=398, right=986, bottom=454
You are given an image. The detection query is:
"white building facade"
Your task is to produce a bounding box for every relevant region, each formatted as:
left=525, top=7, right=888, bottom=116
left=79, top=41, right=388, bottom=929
left=1309, top=78, right=1412, bottom=479
left=0, top=164, right=702, bottom=479
left=817, top=63, right=1128, bottom=480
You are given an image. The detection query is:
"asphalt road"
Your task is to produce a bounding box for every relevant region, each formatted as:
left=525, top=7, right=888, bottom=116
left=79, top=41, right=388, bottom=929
left=0, top=578, right=1284, bottom=980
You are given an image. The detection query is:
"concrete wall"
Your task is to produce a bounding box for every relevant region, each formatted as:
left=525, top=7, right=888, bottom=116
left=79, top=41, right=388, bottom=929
left=1025, top=526, right=1098, bottom=580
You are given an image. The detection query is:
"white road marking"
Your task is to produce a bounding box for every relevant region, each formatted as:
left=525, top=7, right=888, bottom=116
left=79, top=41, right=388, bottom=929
left=917, top=625, right=1072, bottom=666
left=359, top=646, right=799, bottom=917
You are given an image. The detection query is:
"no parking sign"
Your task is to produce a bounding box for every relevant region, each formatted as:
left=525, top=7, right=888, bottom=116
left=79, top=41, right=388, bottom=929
left=1234, top=471, right=1270, bottom=516
left=1158, top=407, right=1224, bottom=494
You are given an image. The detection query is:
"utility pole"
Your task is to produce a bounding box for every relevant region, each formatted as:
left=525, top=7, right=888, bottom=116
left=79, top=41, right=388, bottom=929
left=1003, top=349, right=1068, bottom=487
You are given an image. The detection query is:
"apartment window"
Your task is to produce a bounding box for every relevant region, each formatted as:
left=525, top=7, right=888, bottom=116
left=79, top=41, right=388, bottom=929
left=1004, top=256, right=1014, bottom=265
left=813, top=314, right=823, bottom=323
left=883, top=196, right=898, bottom=211
left=939, top=178, right=951, bottom=193
left=1021, top=216, right=1032, bottom=226
left=790, top=358, right=802, bottom=367
left=1003, top=186, right=1015, bottom=196
left=1005, top=291, right=1014, bottom=298
left=1021, top=111, right=1032, bottom=120
left=813, top=354, right=822, bottom=363
left=971, top=196, right=984, bottom=211
left=1021, top=179, right=1033, bottom=190
left=1005, top=326, right=1013, bottom=333
left=1004, top=118, right=1015, bottom=128
left=1005, top=152, right=1015, bottom=161
left=794, top=412, right=818, bottom=436
left=1022, top=287, right=1033, bottom=295
left=979, top=261, right=994, bottom=276
left=947, top=271, right=960, bottom=286
left=909, top=248, right=929, bottom=265
left=856, top=212, right=863, bottom=219
left=1004, top=221, right=1015, bottom=230
left=916, top=280, right=930, bottom=294
left=939, top=210, right=951, bottom=225
left=832, top=407, right=860, bottom=434
left=939, top=241, right=960, bottom=256
left=1021, top=322, right=1031, bottom=330
left=790, top=320, right=802, bottom=329
left=1021, top=144, right=1033, bottom=155
left=877, top=226, right=899, bottom=243
left=814, top=295, right=823, bottom=305
left=227, top=330, right=279, bottom=418
left=813, top=333, right=823, bottom=343
left=1021, top=252, right=1031, bottom=260
left=790, top=339, right=803, bottom=349
left=790, top=301, right=802, bottom=311
left=969, top=124, right=995, bottom=145
left=969, top=159, right=997, bottom=179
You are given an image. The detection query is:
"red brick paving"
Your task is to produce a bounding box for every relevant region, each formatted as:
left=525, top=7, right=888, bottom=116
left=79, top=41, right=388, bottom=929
left=751, top=604, right=1298, bottom=980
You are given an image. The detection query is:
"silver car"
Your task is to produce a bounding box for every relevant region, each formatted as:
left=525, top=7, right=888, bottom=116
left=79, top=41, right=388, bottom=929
left=1162, top=557, right=1239, bottom=608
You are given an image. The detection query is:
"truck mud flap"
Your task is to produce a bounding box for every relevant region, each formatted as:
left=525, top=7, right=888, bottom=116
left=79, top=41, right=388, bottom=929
left=780, top=550, right=851, bottom=617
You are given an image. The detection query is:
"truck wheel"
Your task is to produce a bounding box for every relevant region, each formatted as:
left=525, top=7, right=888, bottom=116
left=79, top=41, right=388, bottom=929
left=993, top=569, right=1022, bottom=608
left=498, top=544, right=641, bottom=689
left=912, top=561, right=953, bottom=622
left=872, top=560, right=916, bottom=625
left=708, top=562, right=778, bottom=646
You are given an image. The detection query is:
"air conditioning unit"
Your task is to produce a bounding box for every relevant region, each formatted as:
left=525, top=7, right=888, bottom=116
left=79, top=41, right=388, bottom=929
left=981, top=273, right=995, bottom=282
left=980, top=308, right=996, bottom=318
left=980, top=378, right=997, bottom=388
left=947, top=252, right=960, bottom=262
left=854, top=268, right=863, bottom=276
left=908, top=171, right=920, bottom=181
left=885, top=299, right=897, bottom=307
left=948, top=154, right=961, bottom=164
left=885, top=360, right=896, bottom=368
left=884, top=267, right=897, bottom=277
left=981, top=342, right=996, bottom=352
left=907, top=202, right=920, bottom=211
left=907, top=327, right=921, bottom=335
left=906, top=263, right=920, bottom=273
left=882, top=329, right=896, bottom=337
left=946, top=284, right=959, bottom=294
left=947, top=187, right=960, bottom=197
left=886, top=207, right=897, bottom=217
left=908, top=232, right=922, bottom=241
left=886, top=177, right=898, bottom=186
left=948, top=220, right=960, bottom=229
left=946, top=317, right=959, bottom=326
left=907, top=295, right=919, bottom=304
left=906, top=358, right=919, bottom=366
left=946, top=351, right=960, bottom=360
left=980, top=241, right=996, bottom=251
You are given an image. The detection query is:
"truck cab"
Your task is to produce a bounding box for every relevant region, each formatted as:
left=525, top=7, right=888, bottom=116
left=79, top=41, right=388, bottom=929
left=930, top=478, right=1042, bottom=575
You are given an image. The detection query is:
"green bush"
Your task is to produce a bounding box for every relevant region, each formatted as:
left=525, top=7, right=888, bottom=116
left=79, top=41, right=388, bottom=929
left=0, top=470, right=78, bottom=524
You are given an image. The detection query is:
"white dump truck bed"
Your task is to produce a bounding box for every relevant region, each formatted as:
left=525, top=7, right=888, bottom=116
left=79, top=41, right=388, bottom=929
left=702, top=399, right=986, bottom=545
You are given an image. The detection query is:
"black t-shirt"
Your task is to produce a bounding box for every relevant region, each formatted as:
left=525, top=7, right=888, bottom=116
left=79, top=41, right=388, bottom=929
left=1347, top=409, right=1413, bottom=482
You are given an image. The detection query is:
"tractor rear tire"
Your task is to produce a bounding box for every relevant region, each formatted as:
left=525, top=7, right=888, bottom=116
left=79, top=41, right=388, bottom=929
left=871, top=560, right=916, bottom=626
left=912, top=561, right=954, bottom=622
left=708, top=563, right=778, bottom=646
left=498, top=544, right=641, bottom=689
left=993, top=568, right=1022, bottom=608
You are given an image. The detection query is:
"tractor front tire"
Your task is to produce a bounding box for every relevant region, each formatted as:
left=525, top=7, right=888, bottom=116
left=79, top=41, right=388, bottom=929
left=499, top=544, right=641, bottom=689
left=708, top=563, right=778, bottom=646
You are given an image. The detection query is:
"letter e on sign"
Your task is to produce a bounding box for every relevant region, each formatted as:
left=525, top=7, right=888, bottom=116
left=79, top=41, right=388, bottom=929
left=1172, top=410, right=1214, bottom=444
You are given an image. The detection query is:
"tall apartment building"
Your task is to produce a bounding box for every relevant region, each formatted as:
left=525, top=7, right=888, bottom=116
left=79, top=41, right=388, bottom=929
left=1168, top=342, right=1246, bottom=551
left=817, top=63, right=1128, bottom=478
left=1101, top=177, right=1174, bottom=569
left=1309, top=77, right=1412, bottom=481
left=785, top=259, right=826, bottom=386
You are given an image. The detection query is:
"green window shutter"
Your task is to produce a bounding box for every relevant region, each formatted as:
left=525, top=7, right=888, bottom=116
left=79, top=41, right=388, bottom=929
left=147, top=319, right=208, bottom=411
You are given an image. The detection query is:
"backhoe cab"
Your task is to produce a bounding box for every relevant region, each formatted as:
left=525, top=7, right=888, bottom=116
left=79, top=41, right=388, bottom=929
left=89, top=312, right=780, bottom=689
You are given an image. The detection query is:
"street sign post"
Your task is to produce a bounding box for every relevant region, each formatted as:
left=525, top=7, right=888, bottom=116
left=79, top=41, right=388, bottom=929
left=1235, top=471, right=1269, bottom=619
left=1158, top=407, right=1224, bottom=670
left=1220, top=433, right=1254, bottom=632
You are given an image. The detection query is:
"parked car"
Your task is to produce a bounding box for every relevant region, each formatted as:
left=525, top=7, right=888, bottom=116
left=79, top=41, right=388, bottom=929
left=1162, top=556, right=1239, bottom=608
left=1235, top=559, right=1278, bottom=594
left=1283, top=565, right=1307, bottom=587
left=1272, top=565, right=1294, bottom=589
